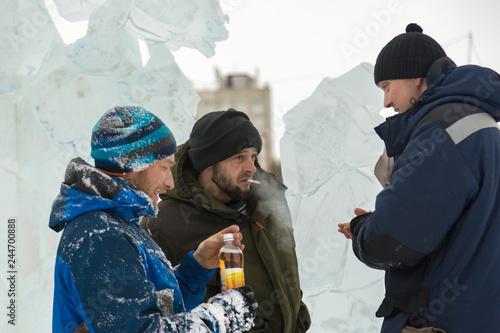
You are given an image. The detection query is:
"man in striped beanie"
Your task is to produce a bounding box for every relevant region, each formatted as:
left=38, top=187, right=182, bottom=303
left=49, top=106, right=257, bottom=333
left=91, top=106, right=178, bottom=176
left=90, top=106, right=178, bottom=209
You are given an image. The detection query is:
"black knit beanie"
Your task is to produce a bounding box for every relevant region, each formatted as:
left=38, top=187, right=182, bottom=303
left=374, top=23, right=446, bottom=85
left=189, top=109, right=262, bottom=173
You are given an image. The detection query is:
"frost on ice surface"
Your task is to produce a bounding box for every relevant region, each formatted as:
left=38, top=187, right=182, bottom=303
left=0, top=1, right=229, bottom=331
left=280, top=63, right=387, bottom=332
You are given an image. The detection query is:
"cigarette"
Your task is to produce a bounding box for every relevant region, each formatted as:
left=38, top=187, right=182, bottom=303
left=247, top=179, right=261, bottom=184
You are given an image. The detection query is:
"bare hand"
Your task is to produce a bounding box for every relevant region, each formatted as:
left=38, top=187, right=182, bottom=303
left=338, top=222, right=352, bottom=239
left=193, top=225, right=244, bottom=269
left=354, top=208, right=371, bottom=216
left=338, top=208, right=372, bottom=240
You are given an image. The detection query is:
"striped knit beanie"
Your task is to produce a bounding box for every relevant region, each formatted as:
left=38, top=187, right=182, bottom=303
left=91, top=106, right=177, bottom=175
left=374, top=23, right=446, bottom=85
left=189, top=109, right=262, bottom=173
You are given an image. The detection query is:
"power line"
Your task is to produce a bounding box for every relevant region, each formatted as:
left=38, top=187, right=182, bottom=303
left=442, top=31, right=482, bottom=65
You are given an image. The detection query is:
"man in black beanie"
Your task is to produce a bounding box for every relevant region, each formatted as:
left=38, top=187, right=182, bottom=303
left=339, top=24, right=500, bottom=332
left=141, top=108, right=311, bottom=332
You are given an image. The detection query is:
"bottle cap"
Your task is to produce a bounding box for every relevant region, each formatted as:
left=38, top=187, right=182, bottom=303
left=223, top=233, right=234, bottom=242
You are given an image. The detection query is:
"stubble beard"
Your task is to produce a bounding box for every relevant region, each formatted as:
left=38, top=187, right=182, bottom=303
left=123, top=170, right=160, bottom=210
left=212, top=164, right=252, bottom=202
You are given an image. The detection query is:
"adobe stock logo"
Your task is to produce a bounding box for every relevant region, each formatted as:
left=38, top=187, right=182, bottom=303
left=340, top=0, right=403, bottom=63
left=8, top=4, right=51, bottom=53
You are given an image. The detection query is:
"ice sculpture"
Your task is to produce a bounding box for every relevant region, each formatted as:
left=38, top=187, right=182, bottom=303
left=0, top=1, right=228, bottom=331
left=280, top=63, right=387, bottom=332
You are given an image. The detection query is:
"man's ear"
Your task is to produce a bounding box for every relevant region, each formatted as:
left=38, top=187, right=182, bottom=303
left=197, top=165, right=213, bottom=187
left=415, top=77, right=427, bottom=93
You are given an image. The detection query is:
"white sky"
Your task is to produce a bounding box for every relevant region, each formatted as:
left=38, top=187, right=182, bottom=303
left=47, top=0, right=500, bottom=156
left=172, top=0, right=500, bottom=155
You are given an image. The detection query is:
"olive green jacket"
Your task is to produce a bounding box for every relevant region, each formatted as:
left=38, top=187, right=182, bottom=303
left=140, top=141, right=311, bottom=332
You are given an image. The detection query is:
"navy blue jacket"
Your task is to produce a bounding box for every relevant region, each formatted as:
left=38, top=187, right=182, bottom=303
left=351, top=58, right=500, bottom=332
left=49, top=158, right=229, bottom=333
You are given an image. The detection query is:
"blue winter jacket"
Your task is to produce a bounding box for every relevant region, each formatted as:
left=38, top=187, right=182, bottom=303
left=351, top=57, right=500, bottom=332
left=49, top=158, right=226, bottom=332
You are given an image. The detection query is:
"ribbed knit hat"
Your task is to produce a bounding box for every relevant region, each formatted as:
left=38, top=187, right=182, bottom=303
left=374, top=23, right=446, bottom=85
left=91, top=106, right=177, bottom=175
left=189, top=109, right=262, bottom=173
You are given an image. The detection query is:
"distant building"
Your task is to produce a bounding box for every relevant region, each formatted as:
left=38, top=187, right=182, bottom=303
left=196, top=69, right=274, bottom=171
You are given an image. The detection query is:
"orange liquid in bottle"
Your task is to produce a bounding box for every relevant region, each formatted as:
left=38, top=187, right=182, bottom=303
left=219, top=245, right=245, bottom=291
left=219, top=250, right=244, bottom=269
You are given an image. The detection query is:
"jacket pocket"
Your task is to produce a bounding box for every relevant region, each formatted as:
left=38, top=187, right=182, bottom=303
left=376, top=288, right=429, bottom=326
left=251, top=313, right=269, bottom=332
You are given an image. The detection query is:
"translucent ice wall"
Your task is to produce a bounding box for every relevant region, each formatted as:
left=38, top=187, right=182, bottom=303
left=280, top=63, right=387, bottom=332
left=0, top=1, right=227, bottom=331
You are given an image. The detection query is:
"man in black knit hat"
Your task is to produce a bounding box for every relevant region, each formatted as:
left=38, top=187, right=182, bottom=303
left=339, top=24, right=500, bottom=332
left=141, top=109, right=311, bottom=332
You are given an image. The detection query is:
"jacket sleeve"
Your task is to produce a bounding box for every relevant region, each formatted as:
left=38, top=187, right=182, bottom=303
left=67, top=231, right=224, bottom=333
left=296, top=298, right=312, bottom=332
left=174, top=251, right=215, bottom=311
left=352, top=124, right=479, bottom=270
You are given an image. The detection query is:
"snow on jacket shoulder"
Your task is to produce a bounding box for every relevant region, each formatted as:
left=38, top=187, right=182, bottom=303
left=351, top=58, right=500, bottom=332
left=49, top=158, right=230, bottom=333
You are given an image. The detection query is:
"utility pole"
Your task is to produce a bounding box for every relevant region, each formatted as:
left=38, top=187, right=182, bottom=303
left=467, top=31, right=473, bottom=64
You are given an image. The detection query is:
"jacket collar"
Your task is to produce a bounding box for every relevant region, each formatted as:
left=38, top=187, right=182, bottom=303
left=49, top=158, right=156, bottom=232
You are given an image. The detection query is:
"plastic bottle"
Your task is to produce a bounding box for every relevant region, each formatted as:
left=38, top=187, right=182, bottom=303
left=219, top=233, right=245, bottom=291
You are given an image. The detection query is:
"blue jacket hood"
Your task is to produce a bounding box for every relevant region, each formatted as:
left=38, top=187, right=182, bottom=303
left=375, top=57, right=500, bottom=157
left=49, top=157, right=156, bottom=232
